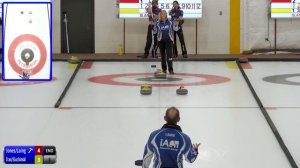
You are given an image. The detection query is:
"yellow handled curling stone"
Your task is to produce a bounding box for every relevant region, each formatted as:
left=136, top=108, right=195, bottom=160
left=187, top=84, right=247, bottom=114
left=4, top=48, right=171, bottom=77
left=154, top=69, right=167, bottom=79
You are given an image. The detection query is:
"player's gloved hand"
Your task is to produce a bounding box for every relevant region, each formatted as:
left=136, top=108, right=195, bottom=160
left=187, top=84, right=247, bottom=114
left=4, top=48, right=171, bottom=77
left=151, top=24, right=155, bottom=29
left=179, top=19, right=184, bottom=26
left=193, top=143, right=201, bottom=153
left=135, top=160, right=143, bottom=166
left=173, top=25, right=180, bottom=32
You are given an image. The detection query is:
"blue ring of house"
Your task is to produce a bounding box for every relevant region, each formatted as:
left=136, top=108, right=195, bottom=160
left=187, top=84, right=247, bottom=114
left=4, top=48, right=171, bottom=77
left=88, top=73, right=231, bottom=87
left=263, top=73, right=300, bottom=86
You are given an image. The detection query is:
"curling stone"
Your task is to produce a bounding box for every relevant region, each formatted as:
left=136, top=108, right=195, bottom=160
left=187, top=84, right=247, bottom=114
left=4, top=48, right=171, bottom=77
left=176, top=86, right=188, bottom=95
left=154, top=69, right=167, bottom=79
left=242, top=49, right=253, bottom=55
left=140, top=83, right=152, bottom=90
left=239, top=55, right=249, bottom=63
left=68, top=56, right=80, bottom=64
left=140, top=83, right=152, bottom=95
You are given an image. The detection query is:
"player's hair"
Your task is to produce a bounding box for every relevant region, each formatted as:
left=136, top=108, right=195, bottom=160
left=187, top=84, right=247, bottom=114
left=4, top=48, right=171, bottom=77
left=173, top=1, right=179, bottom=5
left=159, top=10, right=168, bottom=21
left=165, top=107, right=180, bottom=125
left=152, top=0, right=158, bottom=4
left=173, top=1, right=181, bottom=9
left=161, top=10, right=167, bottom=14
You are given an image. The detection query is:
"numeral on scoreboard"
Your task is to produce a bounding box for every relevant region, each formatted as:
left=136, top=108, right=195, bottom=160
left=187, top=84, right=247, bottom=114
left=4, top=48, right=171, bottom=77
left=35, top=155, right=43, bottom=164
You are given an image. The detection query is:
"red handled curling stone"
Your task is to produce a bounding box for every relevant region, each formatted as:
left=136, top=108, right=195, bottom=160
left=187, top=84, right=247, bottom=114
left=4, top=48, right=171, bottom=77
left=176, top=86, right=188, bottom=95
left=239, top=54, right=249, bottom=63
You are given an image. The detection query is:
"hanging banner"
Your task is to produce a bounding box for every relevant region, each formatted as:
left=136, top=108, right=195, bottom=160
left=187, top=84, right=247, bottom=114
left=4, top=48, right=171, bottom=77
left=119, top=0, right=202, bottom=19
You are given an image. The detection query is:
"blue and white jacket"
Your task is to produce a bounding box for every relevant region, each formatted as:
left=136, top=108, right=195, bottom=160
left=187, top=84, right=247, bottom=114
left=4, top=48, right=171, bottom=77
left=143, top=124, right=198, bottom=168
left=154, top=19, right=174, bottom=41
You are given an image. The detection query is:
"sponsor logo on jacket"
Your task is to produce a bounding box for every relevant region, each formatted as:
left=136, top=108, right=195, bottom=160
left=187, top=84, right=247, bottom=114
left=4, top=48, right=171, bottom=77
left=160, top=139, right=180, bottom=150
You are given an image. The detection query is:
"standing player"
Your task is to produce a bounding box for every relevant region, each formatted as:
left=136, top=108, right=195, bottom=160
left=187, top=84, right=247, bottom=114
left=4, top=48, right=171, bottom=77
left=154, top=10, right=175, bottom=74
left=142, top=107, right=200, bottom=168
left=169, top=1, right=188, bottom=58
left=141, top=0, right=161, bottom=58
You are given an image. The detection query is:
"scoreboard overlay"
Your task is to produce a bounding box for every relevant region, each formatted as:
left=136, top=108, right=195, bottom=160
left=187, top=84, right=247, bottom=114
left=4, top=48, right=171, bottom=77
left=4, top=146, right=57, bottom=164
left=271, top=0, right=300, bottom=18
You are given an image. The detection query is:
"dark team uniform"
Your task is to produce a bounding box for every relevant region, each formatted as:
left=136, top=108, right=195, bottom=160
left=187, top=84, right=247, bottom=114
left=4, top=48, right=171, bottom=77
left=154, top=19, right=174, bottom=73
left=143, top=7, right=161, bottom=58
left=143, top=124, right=198, bottom=168
left=169, top=8, right=187, bottom=58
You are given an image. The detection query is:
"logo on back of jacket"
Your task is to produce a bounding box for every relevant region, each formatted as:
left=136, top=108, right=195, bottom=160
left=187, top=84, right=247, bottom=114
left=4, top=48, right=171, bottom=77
left=160, top=25, right=170, bottom=30
left=159, top=133, right=180, bottom=151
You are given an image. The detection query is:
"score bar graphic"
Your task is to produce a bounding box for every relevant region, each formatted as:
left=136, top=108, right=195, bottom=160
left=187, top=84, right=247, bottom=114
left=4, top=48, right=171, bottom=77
left=3, top=145, right=57, bottom=164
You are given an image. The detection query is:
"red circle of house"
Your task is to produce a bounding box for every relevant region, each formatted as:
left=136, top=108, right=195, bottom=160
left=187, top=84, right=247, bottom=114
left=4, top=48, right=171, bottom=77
left=88, top=73, right=230, bottom=87
left=0, top=73, right=57, bottom=87
left=8, top=34, right=47, bottom=76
